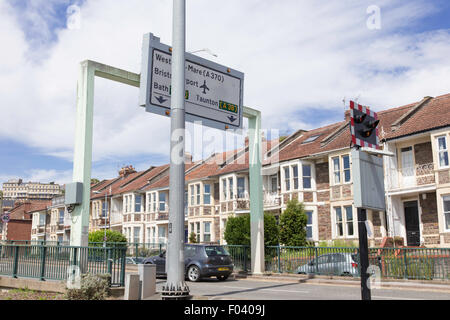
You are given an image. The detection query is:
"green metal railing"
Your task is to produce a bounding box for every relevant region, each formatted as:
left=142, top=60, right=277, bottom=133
left=2, top=241, right=448, bottom=282
left=0, top=244, right=127, bottom=286
left=224, top=245, right=450, bottom=281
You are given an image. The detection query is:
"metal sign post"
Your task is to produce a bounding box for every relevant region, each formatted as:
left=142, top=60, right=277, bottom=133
left=349, top=101, right=384, bottom=301
left=161, top=0, right=190, bottom=300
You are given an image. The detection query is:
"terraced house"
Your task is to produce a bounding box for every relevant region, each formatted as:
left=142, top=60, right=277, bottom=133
left=84, top=94, right=450, bottom=248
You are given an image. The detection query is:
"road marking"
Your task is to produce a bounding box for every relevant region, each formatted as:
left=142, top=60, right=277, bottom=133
left=372, top=296, right=420, bottom=300
left=221, top=285, right=309, bottom=294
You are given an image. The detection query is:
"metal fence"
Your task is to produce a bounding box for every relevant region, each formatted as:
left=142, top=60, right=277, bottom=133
left=2, top=241, right=449, bottom=282
left=224, top=245, right=450, bottom=281
left=0, top=244, right=127, bottom=286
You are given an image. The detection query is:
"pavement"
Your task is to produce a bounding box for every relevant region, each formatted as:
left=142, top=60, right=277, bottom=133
left=126, top=271, right=450, bottom=300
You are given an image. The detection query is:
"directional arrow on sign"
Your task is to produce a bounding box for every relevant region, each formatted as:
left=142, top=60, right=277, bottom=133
left=155, top=95, right=168, bottom=104
left=228, top=116, right=237, bottom=123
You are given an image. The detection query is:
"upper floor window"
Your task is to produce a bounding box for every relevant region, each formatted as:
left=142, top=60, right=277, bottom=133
left=237, top=177, right=246, bottom=198
left=437, top=136, right=449, bottom=168
left=292, top=165, right=299, bottom=190
left=270, top=175, right=278, bottom=193
left=333, top=157, right=341, bottom=184
left=59, top=209, right=65, bottom=224
left=159, top=193, right=166, bottom=211
left=148, top=193, right=157, bottom=213
left=332, top=155, right=351, bottom=185
left=204, top=184, right=211, bottom=205
left=343, top=155, right=351, bottom=183
left=303, top=164, right=312, bottom=189
left=196, top=184, right=201, bottom=205
left=228, top=178, right=234, bottom=200
left=190, top=185, right=195, bottom=205
left=222, top=179, right=227, bottom=200
left=135, top=195, right=142, bottom=213
left=284, top=167, right=291, bottom=191
left=39, top=214, right=46, bottom=226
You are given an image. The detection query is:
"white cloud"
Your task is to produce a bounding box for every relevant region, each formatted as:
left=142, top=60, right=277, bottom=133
left=0, top=0, right=450, bottom=178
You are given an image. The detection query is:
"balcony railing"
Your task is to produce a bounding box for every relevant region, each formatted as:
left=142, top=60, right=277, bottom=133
left=157, top=213, right=169, bottom=221
left=264, top=191, right=281, bottom=207
left=387, top=163, right=436, bottom=190
left=110, top=211, right=123, bottom=224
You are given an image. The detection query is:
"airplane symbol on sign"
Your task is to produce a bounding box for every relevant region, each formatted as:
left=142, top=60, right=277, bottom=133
left=228, top=116, right=237, bottom=123
left=200, top=80, right=210, bottom=94
left=155, top=95, right=168, bottom=104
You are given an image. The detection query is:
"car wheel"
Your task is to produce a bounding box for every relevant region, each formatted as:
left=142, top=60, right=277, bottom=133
left=217, top=275, right=229, bottom=281
left=187, top=265, right=201, bottom=282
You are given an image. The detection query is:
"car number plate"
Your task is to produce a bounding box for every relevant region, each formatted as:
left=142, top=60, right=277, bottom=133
left=218, top=267, right=229, bottom=271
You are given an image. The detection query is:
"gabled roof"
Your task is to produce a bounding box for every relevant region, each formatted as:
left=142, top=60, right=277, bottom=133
left=384, top=93, right=450, bottom=140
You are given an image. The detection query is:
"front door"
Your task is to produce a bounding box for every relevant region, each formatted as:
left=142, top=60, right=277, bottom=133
left=404, top=201, right=420, bottom=246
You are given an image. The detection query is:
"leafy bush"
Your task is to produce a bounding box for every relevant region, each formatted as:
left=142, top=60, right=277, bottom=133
left=89, top=230, right=127, bottom=246
left=279, top=200, right=308, bottom=246
left=224, top=213, right=280, bottom=246
left=66, top=273, right=111, bottom=300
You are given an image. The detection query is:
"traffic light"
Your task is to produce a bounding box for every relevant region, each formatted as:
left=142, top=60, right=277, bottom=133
left=350, top=101, right=380, bottom=149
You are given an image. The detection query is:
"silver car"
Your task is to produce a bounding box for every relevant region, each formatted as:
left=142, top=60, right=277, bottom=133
left=297, top=252, right=360, bottom=277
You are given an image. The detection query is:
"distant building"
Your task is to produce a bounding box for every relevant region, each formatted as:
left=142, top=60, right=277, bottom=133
left=0, top=200, right=51, bottom=241
left=1, top=179, right=62, bottom=209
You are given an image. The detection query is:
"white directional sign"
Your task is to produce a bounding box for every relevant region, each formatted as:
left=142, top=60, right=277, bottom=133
left=140, top=33, right=244, bottom=130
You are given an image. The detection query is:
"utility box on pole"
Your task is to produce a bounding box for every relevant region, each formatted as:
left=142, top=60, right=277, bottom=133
left=351, top=149, right=386, bottom=211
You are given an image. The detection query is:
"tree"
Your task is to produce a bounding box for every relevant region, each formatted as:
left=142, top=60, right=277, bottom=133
left=189, top=232, right=197, bottom=244
left=91, top=178, right=100, bottom=185
left=224, top=213, right=279, bottom=246
left=224, top=215, right=250, bottom=246
left=279, top=199, right=308, bottom=246
left=89, top=230, right=127, bottom=245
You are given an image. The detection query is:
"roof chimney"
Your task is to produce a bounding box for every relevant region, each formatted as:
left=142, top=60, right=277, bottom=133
left=345, top=110, right=351, bottom=122
left=185, top=152, right=193, bottom=164
left=119, top=165, right=136, bottom=177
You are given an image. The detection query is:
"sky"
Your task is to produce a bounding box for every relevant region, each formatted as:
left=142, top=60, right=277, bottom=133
left=0, top=0, right=450, bottom=186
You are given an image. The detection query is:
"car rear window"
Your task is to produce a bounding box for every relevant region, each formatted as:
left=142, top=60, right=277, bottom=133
left=205, top=246, right=229, bottom=257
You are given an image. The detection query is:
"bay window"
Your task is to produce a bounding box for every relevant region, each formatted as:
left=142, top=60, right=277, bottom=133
left=437, top=136, right=449, bottom=168
left=332, top=155, right=351, bottom=185
left=204, top=184, right=211, bottom=205
left=302, top=164, right=312, bottom=189
left=159, top=193, right=166, bottom=211
left=134, top=195, right=142, bottom=213
left=293, top=165, right=299, bottom=190
left=284, top=167, right=291, bottom=191
left=237, top=177, right=245, bottom=198
left=444, top=195, right=450, bottom=230
left=333, top=157, right=341, bottom=184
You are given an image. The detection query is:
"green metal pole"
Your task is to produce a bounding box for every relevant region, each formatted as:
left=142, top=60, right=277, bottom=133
left=12, top=246, right=19, bottom=278
left=403, top=249, right=408, bottom=279
left=70, top=60, right=96, bottom=248
left=277, top=246, right=281, bottom=273
left=244, top=107, right=264, bottom=275
left=40, top=246, right=47, bottom=281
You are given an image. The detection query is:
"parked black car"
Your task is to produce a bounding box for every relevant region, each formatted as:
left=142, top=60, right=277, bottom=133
left=143, top=244, right=234, bottom=282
